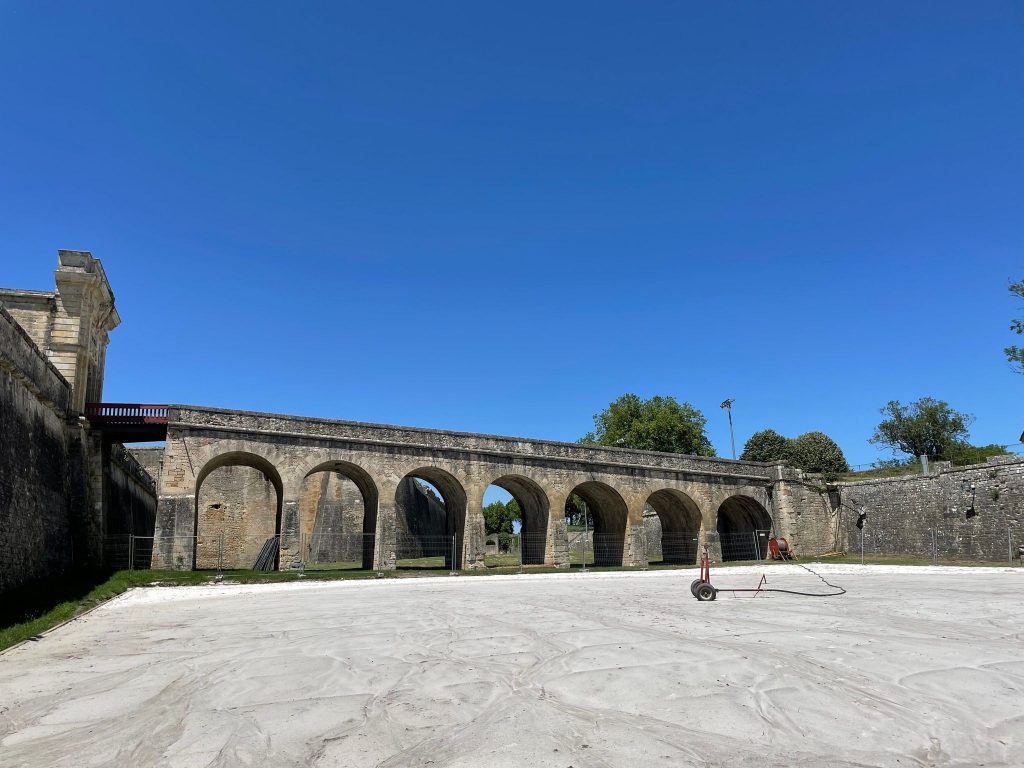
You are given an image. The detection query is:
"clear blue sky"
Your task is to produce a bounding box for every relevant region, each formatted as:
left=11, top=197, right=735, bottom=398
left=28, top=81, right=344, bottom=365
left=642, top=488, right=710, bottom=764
left=2, top=2, right=1021, bottom=468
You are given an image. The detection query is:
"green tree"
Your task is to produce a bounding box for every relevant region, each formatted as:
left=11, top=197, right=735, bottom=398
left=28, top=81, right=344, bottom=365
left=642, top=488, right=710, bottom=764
left=787, top=431, right=849, bottom=476
left=483, top=498, right=521, bottom=535
left=1006, top=279, right=1024, bottom=373
left=740, top=429, right=790, bottom=462
left=581, top=393, right=715, bottom=456
left=869, top=397, right=973, bottom=460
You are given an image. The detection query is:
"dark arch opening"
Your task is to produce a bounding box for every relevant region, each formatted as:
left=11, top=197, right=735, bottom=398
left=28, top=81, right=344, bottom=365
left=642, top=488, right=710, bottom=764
left=194, top=452, right=283, bottom=570
left=716, top=495, right=772, bottom=561
left=567, top=481, right=628, bottom=567
left=396, top=467, right=467, bottom=570
left=488, top=475, right=550, bottom=566
left=301, top=461, right=379, bottom=570
left=645, top=489, right=701, bottom=565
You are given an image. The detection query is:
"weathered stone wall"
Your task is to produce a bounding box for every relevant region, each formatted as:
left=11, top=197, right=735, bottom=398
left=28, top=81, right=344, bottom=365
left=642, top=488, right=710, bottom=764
left=835, top=455, right=1024, bottom=561
left=196, top=465, right=279, bottom=569
left=128, top=446, right=164, bottom=494
left=98, top=444, right=158, bottom=569
left=106, top=444, right=157, bottom=537
left=299, top=471, right=366, bottom=564
left=395, top=479, right=449, bottom=558
left=0, top=304, right=76, bottom=593
left=773, top=478, right=838, bottom=556
left=0, top=291, right=56, bottom=351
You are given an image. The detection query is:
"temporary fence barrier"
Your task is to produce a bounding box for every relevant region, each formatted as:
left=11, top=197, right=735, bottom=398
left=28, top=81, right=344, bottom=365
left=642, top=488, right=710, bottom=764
left=100, top=524, right=1023, bottom=573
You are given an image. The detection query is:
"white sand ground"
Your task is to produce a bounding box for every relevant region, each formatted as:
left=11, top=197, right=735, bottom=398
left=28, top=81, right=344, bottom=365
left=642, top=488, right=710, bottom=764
left=1, top=565, right=1022, bottom=768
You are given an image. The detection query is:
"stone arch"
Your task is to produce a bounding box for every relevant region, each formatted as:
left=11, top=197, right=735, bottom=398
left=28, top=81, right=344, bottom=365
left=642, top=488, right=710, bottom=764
left=645, top=488, right=701, bottom=564
left=397, top=466, right=468, bottom=569
left=488, top=474, right=551, bottom=565
left=194, top=451, right=284, bottom=570
left=301, top=460, right=380, bottom=570
left=716, top=494, right=772, bottom=561
left=568, top=480, right=629, bottom=567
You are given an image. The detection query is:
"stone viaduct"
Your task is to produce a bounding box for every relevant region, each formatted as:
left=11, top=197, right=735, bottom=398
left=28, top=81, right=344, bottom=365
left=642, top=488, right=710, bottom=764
left=8, top=249, right=1021, bottom=596
left=152, top=405, right=835, bottom=571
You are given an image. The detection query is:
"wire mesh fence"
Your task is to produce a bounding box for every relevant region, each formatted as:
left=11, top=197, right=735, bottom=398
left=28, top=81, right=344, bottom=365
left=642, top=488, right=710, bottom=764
left=100, top=524, right=1024, bottom=574
left=717, top=530, right=772, bottom=563
left=646, top=532, right=700, bottom=566
left=302, top=533, right=375, bottom=570
left=846, top=524, right=1023, bottom=565
left=396, top=533, right=459, bottom=570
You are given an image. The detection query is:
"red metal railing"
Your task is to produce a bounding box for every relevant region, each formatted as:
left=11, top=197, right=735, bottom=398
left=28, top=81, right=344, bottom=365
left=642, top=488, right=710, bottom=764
left=84, top=403, right=169, bottom=424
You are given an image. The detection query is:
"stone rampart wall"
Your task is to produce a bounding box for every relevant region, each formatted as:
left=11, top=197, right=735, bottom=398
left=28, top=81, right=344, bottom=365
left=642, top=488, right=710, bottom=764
left=128, top=446, right=164, bottom=494
left=0, top=304, right=77, bottom=594
left=835, top=455, right=1024, bottom=561
left=106, top=444, right=157, bottom=538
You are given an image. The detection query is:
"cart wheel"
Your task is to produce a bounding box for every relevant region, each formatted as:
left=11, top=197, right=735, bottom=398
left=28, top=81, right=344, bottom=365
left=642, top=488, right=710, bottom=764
left=696, top=583, right=717, bottom=601
left=690, top=579, right=704, bottom=597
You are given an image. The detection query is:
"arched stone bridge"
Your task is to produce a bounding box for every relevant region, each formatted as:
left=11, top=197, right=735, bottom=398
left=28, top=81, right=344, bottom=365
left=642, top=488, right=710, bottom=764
left=152, top=406, right=834, bottom=570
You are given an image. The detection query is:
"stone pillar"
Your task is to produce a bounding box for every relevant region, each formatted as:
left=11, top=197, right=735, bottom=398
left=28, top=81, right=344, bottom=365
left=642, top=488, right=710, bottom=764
left=544, top=490, right=569, bottom=568
left=624, top=499, right=648, bottom=567
left=626, top=524, right=647, bottom=567
left=703, top=530, right=723, bottom=562
left=151, top=429, right=198, bottom=570
left=462, top=488, right=487, bottom=570
left=152, top=494, right=195, bottom=570
left=279, top=497, right=301, bottom=570
left=374, top=487, right=398, bottom=570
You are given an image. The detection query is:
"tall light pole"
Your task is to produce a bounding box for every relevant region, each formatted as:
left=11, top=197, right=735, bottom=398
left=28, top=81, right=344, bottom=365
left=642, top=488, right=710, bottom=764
left=720, top=398, right=736, bottom=459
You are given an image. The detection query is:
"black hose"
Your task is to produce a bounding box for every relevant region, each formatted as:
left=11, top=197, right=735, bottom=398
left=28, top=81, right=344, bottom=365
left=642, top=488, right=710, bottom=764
left=756, top=562, right=846, bottom=597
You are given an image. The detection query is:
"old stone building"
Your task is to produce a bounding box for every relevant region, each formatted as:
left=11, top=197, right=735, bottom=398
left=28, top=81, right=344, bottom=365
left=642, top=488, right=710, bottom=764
left=1, top=250, right=119, bottom=414
left=0, top=251, right=155, bottom=594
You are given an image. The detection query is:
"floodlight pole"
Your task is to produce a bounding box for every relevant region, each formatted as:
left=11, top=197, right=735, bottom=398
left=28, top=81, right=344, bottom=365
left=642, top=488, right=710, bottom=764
left=720, top=399, right=736, bottom=460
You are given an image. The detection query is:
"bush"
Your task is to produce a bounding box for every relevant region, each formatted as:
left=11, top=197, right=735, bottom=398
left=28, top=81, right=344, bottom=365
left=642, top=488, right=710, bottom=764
left=787, top=431, right=850, bottom=477
left=740, top=429, right=790, bottom=462
left=946, top=443, right=1009, bottom=466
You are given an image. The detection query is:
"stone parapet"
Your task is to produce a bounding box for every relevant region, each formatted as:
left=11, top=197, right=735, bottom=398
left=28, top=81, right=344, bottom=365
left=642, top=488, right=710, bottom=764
left=0, top=303, right=71, bottom=416
left=168, top=405, right=779, bottom=481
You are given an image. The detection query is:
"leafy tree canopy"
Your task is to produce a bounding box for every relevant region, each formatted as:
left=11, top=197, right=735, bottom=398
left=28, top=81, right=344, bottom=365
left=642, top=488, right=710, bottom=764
left=1006, top=279, right=1024, bottom=373
left=483, top=498, right=520, bottom=535
left=581, top=393, right=715, bottom=456
left=739, top=429, right=790, bottom=463
left=869, top=397, right=973, bottom=460
left=788, top=431, right=850, bottom=476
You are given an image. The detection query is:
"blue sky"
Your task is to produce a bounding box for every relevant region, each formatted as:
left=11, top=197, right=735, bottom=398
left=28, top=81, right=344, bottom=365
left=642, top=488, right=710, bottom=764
left=2, top=2, right=1022, bottom=469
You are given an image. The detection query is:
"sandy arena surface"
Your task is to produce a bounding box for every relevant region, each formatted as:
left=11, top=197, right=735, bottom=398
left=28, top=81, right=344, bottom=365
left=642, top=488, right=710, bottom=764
left=1, top=565, right=1023, bottom=767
